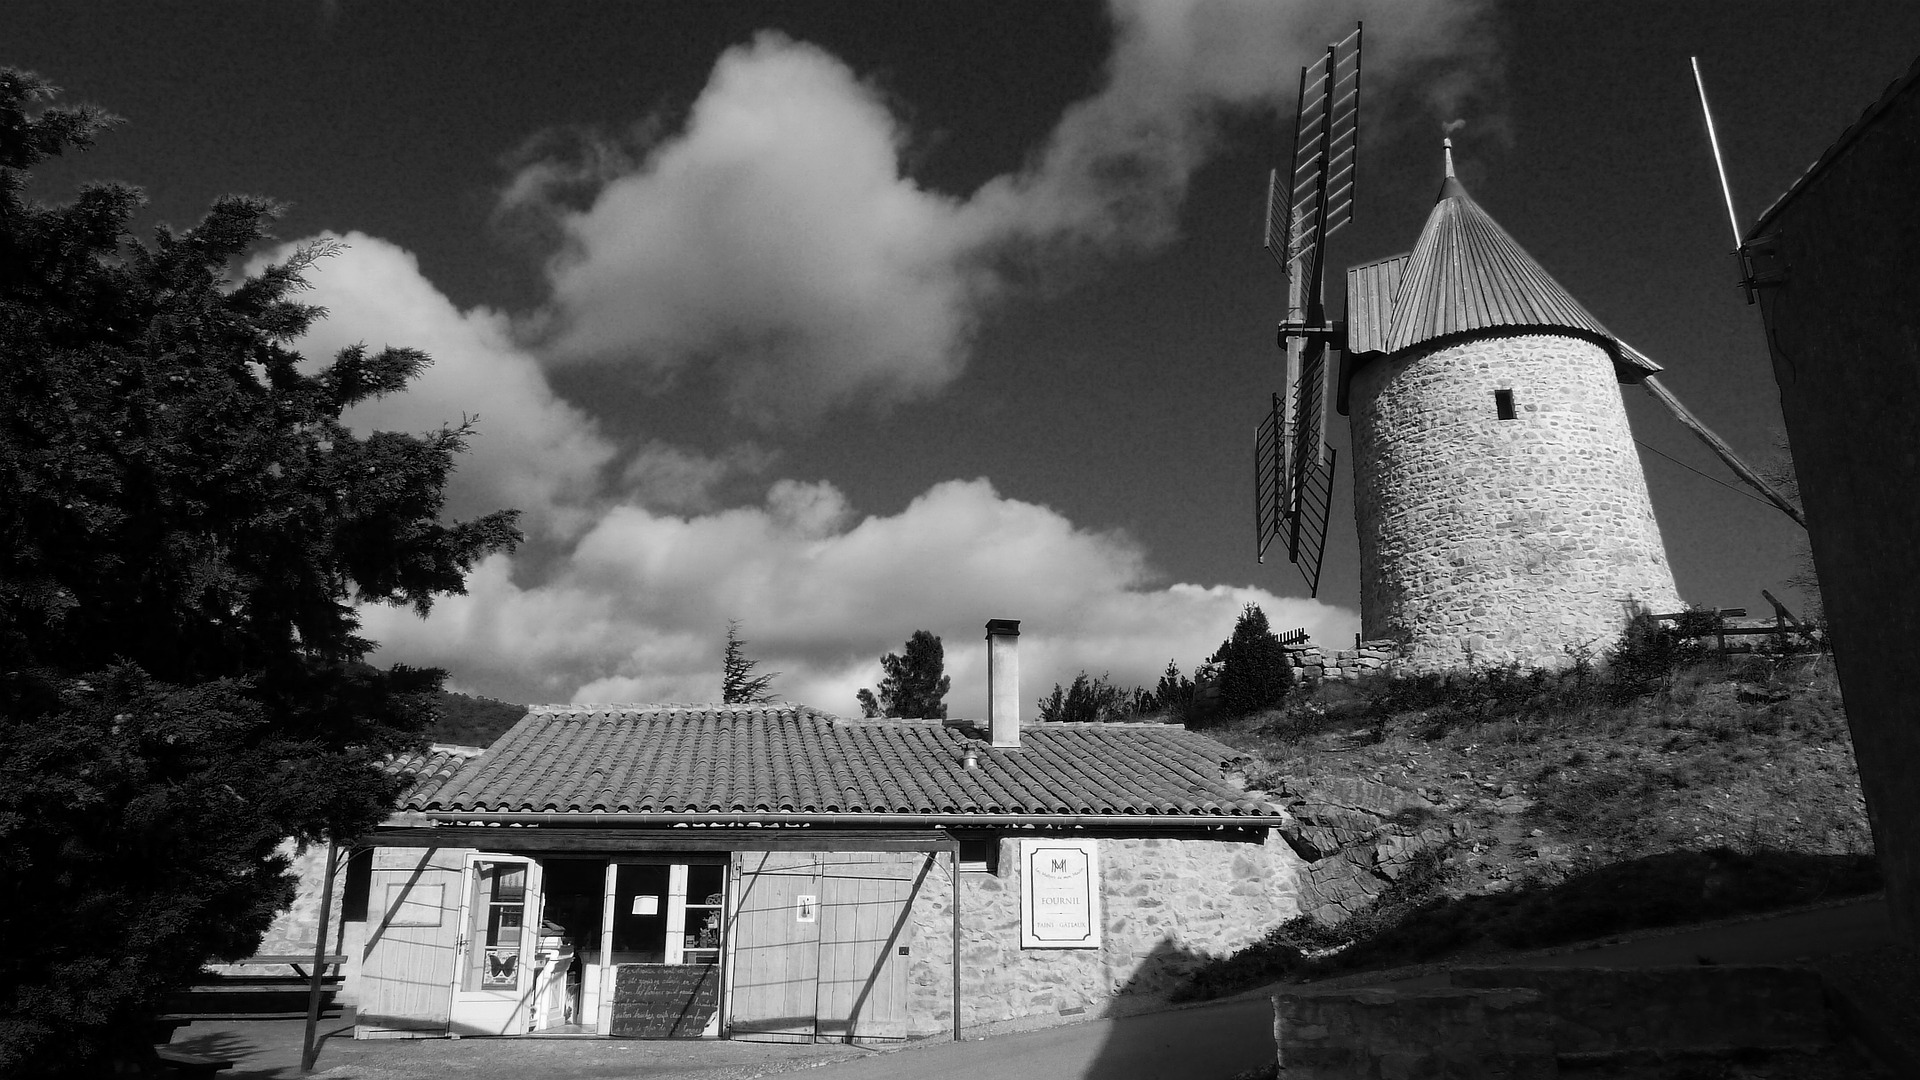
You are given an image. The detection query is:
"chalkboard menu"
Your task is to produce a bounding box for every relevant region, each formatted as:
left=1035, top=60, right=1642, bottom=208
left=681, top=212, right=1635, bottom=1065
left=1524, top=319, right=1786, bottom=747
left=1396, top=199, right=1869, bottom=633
left=609, top=963, right=720, bottom=1038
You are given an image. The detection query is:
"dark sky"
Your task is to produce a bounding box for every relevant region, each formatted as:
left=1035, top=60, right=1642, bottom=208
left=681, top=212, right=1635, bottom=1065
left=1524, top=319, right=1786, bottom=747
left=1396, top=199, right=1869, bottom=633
left=7, top=2, right=1915, bottom=709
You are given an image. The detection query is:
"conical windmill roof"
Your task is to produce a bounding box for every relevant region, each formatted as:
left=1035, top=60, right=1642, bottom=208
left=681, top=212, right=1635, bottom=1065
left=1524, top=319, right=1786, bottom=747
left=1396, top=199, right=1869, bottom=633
left=1337, top=156, right=1661, bottom=415
left=1385, top=174, right=1652, bottom=367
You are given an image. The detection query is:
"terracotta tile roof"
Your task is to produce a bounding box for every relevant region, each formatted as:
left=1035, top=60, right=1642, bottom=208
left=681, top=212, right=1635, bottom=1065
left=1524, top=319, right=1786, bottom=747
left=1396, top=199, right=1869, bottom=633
left=406, top=705, right=1284, bottom=821
left=391, top=743, right=486, bottom=806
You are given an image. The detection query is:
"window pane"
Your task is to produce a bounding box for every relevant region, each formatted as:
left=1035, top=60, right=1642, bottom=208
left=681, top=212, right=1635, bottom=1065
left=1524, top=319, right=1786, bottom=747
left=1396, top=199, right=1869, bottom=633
left=687, top=864, right=724, bottom=906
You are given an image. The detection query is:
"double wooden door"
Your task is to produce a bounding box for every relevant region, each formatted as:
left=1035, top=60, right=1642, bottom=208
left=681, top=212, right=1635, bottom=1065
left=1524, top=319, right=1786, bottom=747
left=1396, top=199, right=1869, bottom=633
left=728, top=852, right=926, bottom=1042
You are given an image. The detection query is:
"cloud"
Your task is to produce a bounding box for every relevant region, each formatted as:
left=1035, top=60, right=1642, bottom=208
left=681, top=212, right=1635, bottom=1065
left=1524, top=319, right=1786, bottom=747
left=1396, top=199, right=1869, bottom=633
left=510, top=1, right=1505, bottom=422
left=515, top=35, right=989, bottom=422
left=360, top=477, right=1359, bottom=715
left=621, top=440, right=779, bottom=514
left=268, top=234, right=618, bottom=538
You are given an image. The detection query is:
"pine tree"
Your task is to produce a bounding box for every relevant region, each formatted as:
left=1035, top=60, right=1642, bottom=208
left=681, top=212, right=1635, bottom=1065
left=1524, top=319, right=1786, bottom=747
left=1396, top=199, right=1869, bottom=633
left=1210, top=604, right=1293, bottom=719
left=0, top=71, right=520, bottom=1076
left=856, top=629, right=950, bottom=718
left=721, top=620, right=778, bottom=704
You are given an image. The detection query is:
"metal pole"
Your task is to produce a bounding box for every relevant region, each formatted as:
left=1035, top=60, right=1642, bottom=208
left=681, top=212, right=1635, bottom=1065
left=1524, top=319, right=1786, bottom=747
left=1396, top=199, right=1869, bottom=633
left=300, top=839, right=341, bottom=1073
left=950, top=840, right=962, bottom=1041
left=1691, top=56, right=1745, bottom=250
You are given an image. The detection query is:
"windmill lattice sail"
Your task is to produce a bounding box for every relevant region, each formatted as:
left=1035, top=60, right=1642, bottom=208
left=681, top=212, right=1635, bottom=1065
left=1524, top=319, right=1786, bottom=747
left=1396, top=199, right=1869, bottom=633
left=1256, top=24, right=1359, bottom=598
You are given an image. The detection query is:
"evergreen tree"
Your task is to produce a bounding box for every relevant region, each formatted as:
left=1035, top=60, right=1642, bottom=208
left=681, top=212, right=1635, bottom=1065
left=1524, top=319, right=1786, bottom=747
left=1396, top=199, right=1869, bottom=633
left=1154, top=660, right=1196, bottom=721
left=0, top=71, right=520, bottom=1076
left=1036, top=671, right=1130, bottom=722
left=1210, top=604, right=1293, bottom=719
left=856, top=629, right=950, bottom=718
left=721, top=620, right=778, bottom=704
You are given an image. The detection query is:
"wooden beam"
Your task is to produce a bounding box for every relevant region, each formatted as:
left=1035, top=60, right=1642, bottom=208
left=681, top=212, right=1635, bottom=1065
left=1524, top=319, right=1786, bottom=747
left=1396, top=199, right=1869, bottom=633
left=1640, top=374, right=1807, bottom=528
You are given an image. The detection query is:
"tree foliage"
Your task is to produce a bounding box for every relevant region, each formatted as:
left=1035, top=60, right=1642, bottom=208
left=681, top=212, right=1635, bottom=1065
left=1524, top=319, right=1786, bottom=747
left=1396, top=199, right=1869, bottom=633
left=429, top=690, right=527, bottom=747
left=1036, top=671, right=1156, bottom=723
left=856, top=629, right=950, bottom=718
left=1210, top=603, right=1293, bottom=719
left=0, top=70, right=520, bottom=1076
left=721, top=620, right=778, bottom=704
left=1154, top=660, right=1197, bottom=723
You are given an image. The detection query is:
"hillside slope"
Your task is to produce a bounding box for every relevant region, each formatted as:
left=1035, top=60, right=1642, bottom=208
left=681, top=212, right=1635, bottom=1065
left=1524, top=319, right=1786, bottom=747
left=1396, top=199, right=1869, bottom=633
left=1187, top=649, right=1878, bottom=995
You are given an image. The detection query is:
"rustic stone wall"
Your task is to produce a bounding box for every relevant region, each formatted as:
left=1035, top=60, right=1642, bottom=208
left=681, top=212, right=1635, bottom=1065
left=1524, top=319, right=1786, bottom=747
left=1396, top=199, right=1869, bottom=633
left=903, top=828, right=1302, bottom=1039
left=1284, top=639, right=1399, bottom=683
left=1447, top=965, right=1832, bottom=1055
left=210, top=838, right=352, bottom=980
left=1276, top=986, right=1558, bottom=1079
left=1349, top=331, right=1681, bottom=671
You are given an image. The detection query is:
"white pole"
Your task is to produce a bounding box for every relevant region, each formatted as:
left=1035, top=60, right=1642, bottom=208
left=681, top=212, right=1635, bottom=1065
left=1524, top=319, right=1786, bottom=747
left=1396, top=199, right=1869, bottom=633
left=1691, top=56, right=1745, bottom=248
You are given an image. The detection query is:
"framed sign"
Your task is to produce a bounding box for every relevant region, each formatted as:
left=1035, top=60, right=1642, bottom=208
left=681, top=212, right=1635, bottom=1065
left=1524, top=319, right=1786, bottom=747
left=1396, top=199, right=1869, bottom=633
left=1020, top=839, right=1100, bottom=948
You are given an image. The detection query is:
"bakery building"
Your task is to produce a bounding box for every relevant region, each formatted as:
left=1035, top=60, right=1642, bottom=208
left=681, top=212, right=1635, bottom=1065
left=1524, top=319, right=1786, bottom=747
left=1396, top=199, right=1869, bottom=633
left=345, top=623, right=1302, bottom=1041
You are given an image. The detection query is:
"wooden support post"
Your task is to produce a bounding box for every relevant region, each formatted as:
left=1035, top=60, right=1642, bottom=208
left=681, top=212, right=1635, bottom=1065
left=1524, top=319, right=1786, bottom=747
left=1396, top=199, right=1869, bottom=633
left=300, top=839, right=341, bottom=1074
left=950, top=840, right=962, bottom=1042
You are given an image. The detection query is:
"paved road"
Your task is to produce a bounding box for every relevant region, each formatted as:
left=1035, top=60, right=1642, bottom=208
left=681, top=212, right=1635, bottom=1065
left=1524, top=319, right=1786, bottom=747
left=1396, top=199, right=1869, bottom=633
left=761, top=998, right=1275, bottom=1080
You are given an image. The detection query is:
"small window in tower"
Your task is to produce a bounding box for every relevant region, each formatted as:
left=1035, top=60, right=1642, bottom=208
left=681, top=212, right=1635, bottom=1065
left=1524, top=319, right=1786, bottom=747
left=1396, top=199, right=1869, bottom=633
left=1494, top=389, right=1516, bottom=421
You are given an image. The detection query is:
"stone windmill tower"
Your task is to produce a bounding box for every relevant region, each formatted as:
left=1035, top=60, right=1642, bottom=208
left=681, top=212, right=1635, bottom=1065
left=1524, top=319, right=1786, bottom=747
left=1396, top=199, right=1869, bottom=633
left=1333, top=142, right=1682, bottom=669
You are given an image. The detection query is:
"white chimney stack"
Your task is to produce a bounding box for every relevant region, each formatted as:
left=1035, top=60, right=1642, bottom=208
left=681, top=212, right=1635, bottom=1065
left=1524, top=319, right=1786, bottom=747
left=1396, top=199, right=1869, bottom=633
left=986, top=619, right=1021, bottom=748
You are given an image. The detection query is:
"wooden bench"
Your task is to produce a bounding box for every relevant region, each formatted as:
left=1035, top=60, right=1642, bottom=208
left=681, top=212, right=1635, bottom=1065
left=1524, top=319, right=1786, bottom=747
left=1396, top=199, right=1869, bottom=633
left=153, top=1045, right=234, bottom=1076
left=227, top=953, right=347, bottom=980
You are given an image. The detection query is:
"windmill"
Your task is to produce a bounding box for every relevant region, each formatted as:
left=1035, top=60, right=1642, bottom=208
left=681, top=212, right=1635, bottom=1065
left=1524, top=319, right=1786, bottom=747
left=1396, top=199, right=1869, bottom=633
left=1256, top=24, right=1360, bottom=597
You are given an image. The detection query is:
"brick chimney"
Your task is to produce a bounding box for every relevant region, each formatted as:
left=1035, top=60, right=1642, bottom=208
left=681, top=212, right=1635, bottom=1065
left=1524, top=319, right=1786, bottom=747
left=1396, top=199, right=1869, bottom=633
left=986, top=619, right=1020, bottom=748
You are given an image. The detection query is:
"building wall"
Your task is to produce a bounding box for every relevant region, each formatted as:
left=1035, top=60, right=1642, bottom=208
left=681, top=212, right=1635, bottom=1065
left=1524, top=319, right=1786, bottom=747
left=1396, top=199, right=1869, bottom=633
left=1349, top=332, right=1680, bottom=670
left=213, top=839, right=352, bottom=981
left=1753, top=63, right=1920, bottom=945
left=903, top=828, right=1301, bottom=1039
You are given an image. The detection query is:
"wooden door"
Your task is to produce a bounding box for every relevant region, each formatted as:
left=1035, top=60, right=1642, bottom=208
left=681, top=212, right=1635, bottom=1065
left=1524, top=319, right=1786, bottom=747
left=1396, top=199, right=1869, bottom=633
left=355, top=846, right=467, bottom=1038
left=448, top=855, right=543, bottom=1036
left=726, top=853, right=820, bottom=1041
left=815, top=853, right=922, bottom=1041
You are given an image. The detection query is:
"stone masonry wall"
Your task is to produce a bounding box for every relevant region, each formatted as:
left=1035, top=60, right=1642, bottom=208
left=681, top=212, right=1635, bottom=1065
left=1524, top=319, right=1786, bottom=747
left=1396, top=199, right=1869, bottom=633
left=1350, top=332, right=1681, bottom=671
left=904, top=829, right=1301, bottom=1039
left=1284, top=639, right=1400, bottom=683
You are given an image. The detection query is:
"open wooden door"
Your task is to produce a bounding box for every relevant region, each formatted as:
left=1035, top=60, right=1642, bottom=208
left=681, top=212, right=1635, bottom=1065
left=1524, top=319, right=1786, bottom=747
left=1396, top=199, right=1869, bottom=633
left=356, top=846, right=468, bottom=1038
left=448, top=855, right=543, bottom=1035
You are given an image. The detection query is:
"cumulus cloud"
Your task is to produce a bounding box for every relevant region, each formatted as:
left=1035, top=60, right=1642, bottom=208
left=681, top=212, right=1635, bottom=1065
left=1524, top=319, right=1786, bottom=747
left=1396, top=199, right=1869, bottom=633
left=510, top=0, right=1504, bottom=422
left=360, top=478, right=1358, bottom=714
left=268, top=234, right=618, bottom=537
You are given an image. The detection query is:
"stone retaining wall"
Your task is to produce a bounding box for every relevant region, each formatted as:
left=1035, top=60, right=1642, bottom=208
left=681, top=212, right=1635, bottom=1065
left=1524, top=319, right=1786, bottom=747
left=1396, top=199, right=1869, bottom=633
left=1275, top=986, right=1558, bottom=1079
left=1273, top=965, right=1834, bottom=1078
left=1447, top=965, right=1832, bottom=1056
left=1284, top=639, right=1401, bottom=683
left=904, top=828, right=1302, bottom=1039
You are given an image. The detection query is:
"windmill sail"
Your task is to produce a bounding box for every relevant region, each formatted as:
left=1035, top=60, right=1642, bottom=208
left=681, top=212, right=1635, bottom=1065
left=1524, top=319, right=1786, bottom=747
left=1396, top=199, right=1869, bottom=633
left=1256, top=24, right=1359, bottom=598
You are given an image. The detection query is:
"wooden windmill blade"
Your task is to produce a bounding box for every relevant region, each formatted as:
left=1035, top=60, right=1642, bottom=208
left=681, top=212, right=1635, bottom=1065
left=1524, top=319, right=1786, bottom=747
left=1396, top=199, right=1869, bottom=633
left=1255, top=23, right=1358, bottom=597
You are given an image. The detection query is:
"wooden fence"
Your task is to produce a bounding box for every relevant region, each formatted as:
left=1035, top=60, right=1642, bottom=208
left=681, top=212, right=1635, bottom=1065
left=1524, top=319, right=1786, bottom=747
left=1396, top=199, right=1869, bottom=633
left=1644, top=590, right=1823, bottom=655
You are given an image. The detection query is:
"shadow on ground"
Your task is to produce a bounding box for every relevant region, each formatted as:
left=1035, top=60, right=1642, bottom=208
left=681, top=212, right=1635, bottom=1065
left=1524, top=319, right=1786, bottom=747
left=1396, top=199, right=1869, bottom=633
left=1178, top=847, right=1882, bottom=1001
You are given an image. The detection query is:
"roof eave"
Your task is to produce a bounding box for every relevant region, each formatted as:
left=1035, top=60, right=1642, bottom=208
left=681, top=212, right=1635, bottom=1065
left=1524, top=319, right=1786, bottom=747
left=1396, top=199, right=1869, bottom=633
left=420, top=810, right=1289, bottom=828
